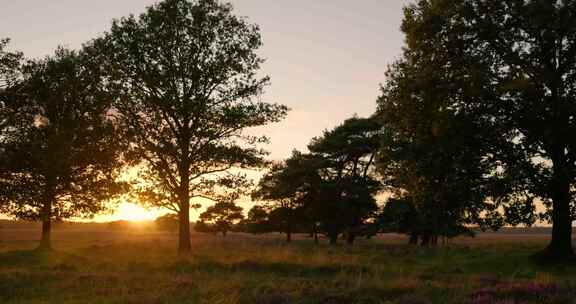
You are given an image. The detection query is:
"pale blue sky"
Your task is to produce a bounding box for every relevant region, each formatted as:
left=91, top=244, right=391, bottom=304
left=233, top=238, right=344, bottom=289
left=1, top=0, right=411, bottom=160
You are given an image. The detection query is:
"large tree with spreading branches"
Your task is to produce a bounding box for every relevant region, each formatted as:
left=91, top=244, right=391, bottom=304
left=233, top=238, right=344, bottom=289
left=91, top=0, right=288, bottom=253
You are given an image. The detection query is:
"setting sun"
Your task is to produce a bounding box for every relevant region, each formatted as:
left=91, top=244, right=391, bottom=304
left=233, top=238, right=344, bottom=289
left=108, top=202, right=159, bottom=222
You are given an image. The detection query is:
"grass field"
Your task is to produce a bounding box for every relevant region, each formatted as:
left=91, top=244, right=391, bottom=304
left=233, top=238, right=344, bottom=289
left=1, top=223, right=575, bottom=304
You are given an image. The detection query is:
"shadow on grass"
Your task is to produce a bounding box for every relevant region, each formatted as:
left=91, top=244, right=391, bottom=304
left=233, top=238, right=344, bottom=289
left=166, top=259, right=370, bottom=277
left=0, top=249, right=87, bottom=271
left=0, top=271, right=57, bottom=302
left=0, top=249, right=53, bottom=268
left=235, top=284, right=422, bottom=304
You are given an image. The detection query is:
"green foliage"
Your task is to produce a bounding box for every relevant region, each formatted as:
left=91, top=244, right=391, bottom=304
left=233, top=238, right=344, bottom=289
left=462, top=0, right=576, bottom=257
left=375, top=0, right=534, bottom=244
left=197, top=201, right=244, bottom=236
left=0, top=38, right=24, bottom=144
left=0, top=38, right=22, bottom=90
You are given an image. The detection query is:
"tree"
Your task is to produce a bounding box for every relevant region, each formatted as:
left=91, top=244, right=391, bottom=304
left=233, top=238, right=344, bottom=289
left=193, top=220, right=212, bottom=234
left=0, top=38, right=22, bottom=90
left=238, top=205, right=274, bottom=234
left=394, top=0, right=576, bottom=258
left=0, top=38, right=24, bottom=140
left=377, top=198, right=421, bottom=244
left=258, top=118, right=382, bottom=245
left=375, top=0, right=523, bottom=246
left=377, top=198, right=475, bottom=245
left=252, top=162, right=310, bottom=242
left=0, top=48, right=125, bottom=249
left=197, top=201, right=244, bottom=236
left=91, top=0, right=288, bottom=253
left=0, top=39, right=25, bottom=219
left=306, top=117, right=382, bottom=244
left=155, top=213, right=179, bottom=233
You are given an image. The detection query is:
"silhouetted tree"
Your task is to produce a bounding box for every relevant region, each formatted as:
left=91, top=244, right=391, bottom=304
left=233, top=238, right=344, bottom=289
left=261, top=118, right=381, bottom=245
left=91, top=0, right=288, bottom=253
left=198, top=201, right=244, bottom=236
left=377, top=198, right=421, bottom=244
left=155, top=213, right=179, bottom=233
left=252, top=162, right=310, bottom=242
left=107, top=220, right=136, bottom=231
left=307, top=117, right=382, bottom=244
left=0, top=38, right=22, bottom=89
left=238, top=205, right=274, bottom=234
left=377, top=198, right=475, bottom=245
left=375, top=0, right=517, bottom=246
left=194, top=220, right=212, bottom=234
left=393, top=0, right=576, bottom=258
left=0, top=39, right=24, bottom=218
left=0, top=38, right=24, bottom=140
left=0, top=48, right=125, bottom=249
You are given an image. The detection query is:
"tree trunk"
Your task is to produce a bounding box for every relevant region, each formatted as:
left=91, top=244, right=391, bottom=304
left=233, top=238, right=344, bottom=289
left=346, top=232, right=355, bottom=245
left=420, top=234, right=431, bottom=247
left=286, top=223, right=292, bottom=243
left=328, top=233, right=338, bottom=245
left=178, top=206, right=191, bottom=254
left=432, top=235, right=439, bottom=246
left=177, top=174, right=191, bottom=254
left=542, top=157, right=574, bottom=258
left=38, top=199, right=52, bottom=250
left=409, top=233, right=418, bottom=245
left=177, top=154, right=192, bottom=254
left=177, top=131, right=193, bottom=254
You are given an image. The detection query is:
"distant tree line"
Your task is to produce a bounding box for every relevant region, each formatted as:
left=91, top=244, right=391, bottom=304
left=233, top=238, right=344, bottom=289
left=2, top=0, right=576, bottom=262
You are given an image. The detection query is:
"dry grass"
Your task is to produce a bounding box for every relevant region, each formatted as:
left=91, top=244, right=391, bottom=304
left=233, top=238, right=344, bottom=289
left=0, top=223, right=575, bottom=303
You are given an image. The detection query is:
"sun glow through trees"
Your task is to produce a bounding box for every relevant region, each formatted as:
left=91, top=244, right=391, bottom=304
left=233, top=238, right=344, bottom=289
left=104, top=202, right=160, bottom=222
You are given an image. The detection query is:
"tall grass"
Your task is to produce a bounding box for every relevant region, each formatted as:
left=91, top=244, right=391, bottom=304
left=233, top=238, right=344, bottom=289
left=0, top=230, right=575, bottom=303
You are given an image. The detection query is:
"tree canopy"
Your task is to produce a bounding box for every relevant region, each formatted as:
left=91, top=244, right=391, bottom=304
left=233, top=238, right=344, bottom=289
left=0, top=38, right=22, bottom=90
left=155, top=213, right=179, bottom=233
left=375, top=1, right=504, bottom=244
left=0, top=38, right=24, bottom=140
left=250, top=117, right=382, bottom=245
left=197, top=201, right=244, bottom=236
left=252, top=161, right=310, bottom=242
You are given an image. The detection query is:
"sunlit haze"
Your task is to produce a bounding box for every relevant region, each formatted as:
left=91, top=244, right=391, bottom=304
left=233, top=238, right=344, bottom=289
left=94, top=202, right=163, bottom=222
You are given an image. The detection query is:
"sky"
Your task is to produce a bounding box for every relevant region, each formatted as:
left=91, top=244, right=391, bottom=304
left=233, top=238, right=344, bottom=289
left=0, top=0, right=412, bottom=221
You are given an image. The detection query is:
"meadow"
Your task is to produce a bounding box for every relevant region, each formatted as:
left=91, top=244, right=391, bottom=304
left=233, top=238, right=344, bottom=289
left=1, top=223, right=575, bottom=304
